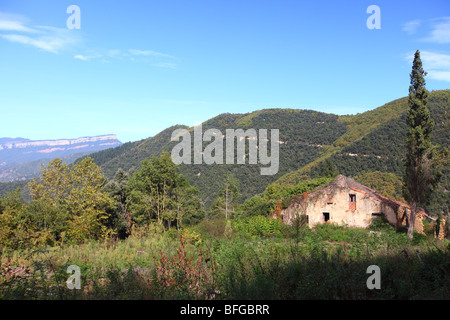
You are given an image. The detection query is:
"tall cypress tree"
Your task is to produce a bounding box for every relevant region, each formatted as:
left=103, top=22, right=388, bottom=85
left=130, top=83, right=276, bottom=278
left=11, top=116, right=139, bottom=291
left=403, top=50, right=437, bottom=239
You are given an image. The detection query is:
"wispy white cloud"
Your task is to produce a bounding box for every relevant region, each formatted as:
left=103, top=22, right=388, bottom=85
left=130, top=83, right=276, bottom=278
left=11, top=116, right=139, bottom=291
left=0, top=20, right=35, bottom=33
left=1, top=32, right=78, bottom=54
left=0, top=12, right=35, bottom=33
left=404, top=16, right=450, bottom=44
left=0, top=11, right=178, bottom=68
left=421, top=51, right=450, bottom=69
left=153, top=62, right=177, bottom=69
left=402, top=20, right=421, bottom=35
left=405, top=50, right=450, bottom=82
left=0, top=12, right=80, bottom=53
left=74, top=54, right=102, bottom=61
left=74, top=48, right=178, bottom=69
left=422, top=51, right=450, bottom=82
left=423, top=17, right=450, bottom=44
left=74, top=49, right=124, bottom=62
left=129, top=49, right=175, bottom=59
left=129, top=49, right=178, bottom=68
left=426, top=70, right=450, bottom=82
left=74, top=54, right=90, bottom=61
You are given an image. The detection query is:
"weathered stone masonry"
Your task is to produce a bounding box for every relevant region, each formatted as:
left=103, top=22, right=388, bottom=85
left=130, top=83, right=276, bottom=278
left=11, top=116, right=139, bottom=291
left=279, top=175, right=437, bottom=234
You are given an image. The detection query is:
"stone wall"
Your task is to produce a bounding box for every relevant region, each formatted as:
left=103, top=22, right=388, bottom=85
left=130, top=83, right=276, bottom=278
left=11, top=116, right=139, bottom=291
left=438, top=218, right=447, bottom=240
left=279, top=175, right=428, bottom=235
left=281, top=189, right=426, bottom=234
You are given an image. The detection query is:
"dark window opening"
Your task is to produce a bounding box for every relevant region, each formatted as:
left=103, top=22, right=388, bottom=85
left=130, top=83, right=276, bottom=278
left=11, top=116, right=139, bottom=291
left=327, top=193, right=333, bottom=204
left=372, top=212, right=382, bottom=217
left=349, top=194, right=356, bottom=202
left=323, top=212, right=330, bottom=222
left=371, top=213, right=384, bottom=227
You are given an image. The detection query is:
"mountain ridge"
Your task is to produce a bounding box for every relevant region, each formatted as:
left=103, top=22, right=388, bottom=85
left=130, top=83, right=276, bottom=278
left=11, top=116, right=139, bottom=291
left=0, top=134, right=119, bottom=151
left=83, top=89, right=448, bottom=212
left=0, top=134, right=122, bottom=182
left=1, top=90, right=448, bottom=215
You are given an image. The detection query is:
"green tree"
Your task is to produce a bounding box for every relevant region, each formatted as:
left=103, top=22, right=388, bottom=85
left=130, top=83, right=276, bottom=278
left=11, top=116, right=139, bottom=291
left=403, top=50, right=439, bottom=239
left=355, top=171, right=405, bottom=202
left=0, top=187, right=22, bottom=215
left=239, top=195, right=272, bottom=217
left=316, top=159, right=338, bottom=178
left=127, top=152, right=179, bottom=225
left=27, top=157, right=115, bottom=243
left=127, top=152, right=201, bottom=227
left=171, top=175, right=202, bottom=229
left=0, top=188, right=29, bottom=249
left=104, top=168, right=133, bottom=238
left=238, top=176, right=332, bottom=219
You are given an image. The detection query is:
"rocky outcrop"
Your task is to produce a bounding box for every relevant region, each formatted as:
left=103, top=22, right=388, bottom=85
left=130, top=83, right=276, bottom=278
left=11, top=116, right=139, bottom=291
left=0, top=135, right=119, bottom=150
left=0, top=134, right=122, bottom=182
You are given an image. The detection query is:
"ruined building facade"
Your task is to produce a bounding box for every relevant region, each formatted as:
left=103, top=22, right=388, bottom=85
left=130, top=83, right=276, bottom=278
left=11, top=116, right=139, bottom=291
left=279, top=175, right=433, bottom=233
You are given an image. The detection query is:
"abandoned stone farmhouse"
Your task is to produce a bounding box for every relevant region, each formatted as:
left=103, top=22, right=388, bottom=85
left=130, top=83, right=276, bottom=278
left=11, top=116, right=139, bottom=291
left=278, top=175, right=433, bottom=234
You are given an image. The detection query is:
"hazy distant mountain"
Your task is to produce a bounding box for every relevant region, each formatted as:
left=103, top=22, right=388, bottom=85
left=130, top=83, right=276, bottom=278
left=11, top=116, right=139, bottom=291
left=0, top=134, right=122, bottom=182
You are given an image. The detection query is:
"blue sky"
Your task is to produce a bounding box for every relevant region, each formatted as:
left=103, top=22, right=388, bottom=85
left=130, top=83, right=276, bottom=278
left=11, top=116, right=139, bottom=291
left=0, top=0, right=449, bottom=143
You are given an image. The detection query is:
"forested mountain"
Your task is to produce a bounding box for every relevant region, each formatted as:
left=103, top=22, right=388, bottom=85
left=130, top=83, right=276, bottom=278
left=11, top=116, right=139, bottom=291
left=2, top=90, right=448, bottom=214
left=85, top=109, right=347, bottom=205
left=82, top=90, right=449, bottom=212
left=280, top=90, right=449, bottom=182
left=276, top=90, right=449, bottom=214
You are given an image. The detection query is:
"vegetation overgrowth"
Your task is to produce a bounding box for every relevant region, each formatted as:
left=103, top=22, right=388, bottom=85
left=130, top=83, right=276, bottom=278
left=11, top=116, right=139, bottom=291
left=1, top=82, right=448, bottom=299
left=1, top=149, right=449, bottom=300
left=1, top=217, right=449, bottom=300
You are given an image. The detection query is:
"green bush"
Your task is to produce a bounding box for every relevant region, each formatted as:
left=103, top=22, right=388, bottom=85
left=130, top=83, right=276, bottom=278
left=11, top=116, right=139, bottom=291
left=411, top=232, right=428, bottom=245
left=231, top=215, right=284, bottom=238
left=190, top=218, right=227, bottom=239
left=281, top=214, right=311, bottom=241
left=370, top=216, right=391, bottom=230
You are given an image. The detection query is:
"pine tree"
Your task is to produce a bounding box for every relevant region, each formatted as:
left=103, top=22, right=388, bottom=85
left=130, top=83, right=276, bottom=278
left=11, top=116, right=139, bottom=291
left=403, top=50, right=438, bottom=239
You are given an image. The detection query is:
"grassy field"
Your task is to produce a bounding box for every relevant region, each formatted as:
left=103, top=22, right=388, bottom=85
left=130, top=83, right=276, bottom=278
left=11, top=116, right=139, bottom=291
left=1, top=217, right=449, bottom=300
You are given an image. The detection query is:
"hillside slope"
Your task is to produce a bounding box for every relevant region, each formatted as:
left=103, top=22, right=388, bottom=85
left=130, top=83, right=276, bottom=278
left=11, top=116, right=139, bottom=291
left=87, top=110, right=346, bottom=204
left=85, top=90, right=449, bottom=209
left=277, top=90, right=449, bottom=182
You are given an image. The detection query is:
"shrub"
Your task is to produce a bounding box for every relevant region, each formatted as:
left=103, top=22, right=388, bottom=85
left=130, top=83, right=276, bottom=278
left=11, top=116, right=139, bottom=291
left=231, top=215, right=284, bottom=238
left=370, top=216, right=391, bottom=230
left=280, top=214, right=310, bottom=241
left=190, top=218, right=227, bottom=239
left=411, top=232, right=428, bottom=245
left=150, top=235, right=216, bottom=299
left=180, top=228, right=202, bottom=246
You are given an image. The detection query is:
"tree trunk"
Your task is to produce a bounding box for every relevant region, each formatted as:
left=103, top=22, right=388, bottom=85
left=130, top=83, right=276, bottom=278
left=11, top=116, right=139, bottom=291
left=177, top=203, right=181, bottom=230
left=407, top=202, right=417, bottom=239
left=225, top=184, right=228, bottom=220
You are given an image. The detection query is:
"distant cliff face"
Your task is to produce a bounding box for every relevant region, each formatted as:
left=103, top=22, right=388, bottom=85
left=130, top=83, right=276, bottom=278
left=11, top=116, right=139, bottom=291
left=0, top=134, right=119, bottom=151
left=0, top=134, right=122, bottom=182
